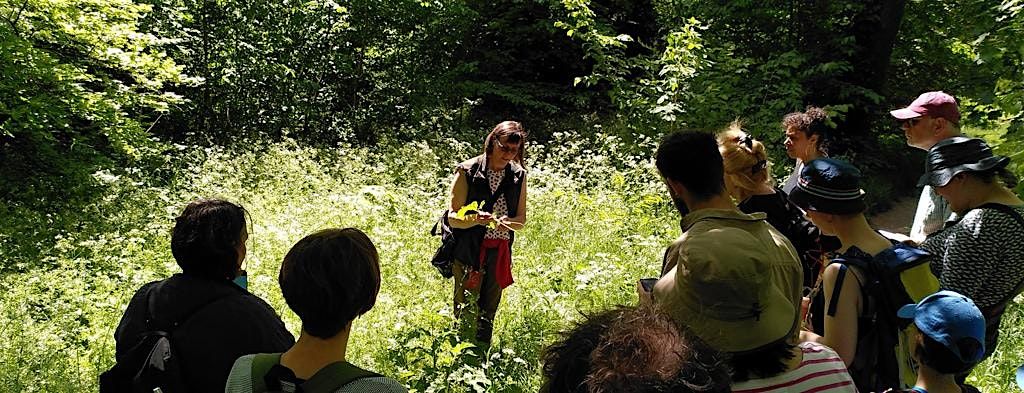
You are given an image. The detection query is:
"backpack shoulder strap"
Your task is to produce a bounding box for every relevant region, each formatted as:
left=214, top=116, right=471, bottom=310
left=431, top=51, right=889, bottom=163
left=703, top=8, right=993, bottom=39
left=826, top=263, right=848, bottom=317
left=431, top=211, right=450, bottom=236
left=977, top=203, right=1024, bottom=227
left=250, top=353, right=284, bottom=393
left=302, top=362, right=382, bottom=393
left=825, top=254, right=870, bottom=317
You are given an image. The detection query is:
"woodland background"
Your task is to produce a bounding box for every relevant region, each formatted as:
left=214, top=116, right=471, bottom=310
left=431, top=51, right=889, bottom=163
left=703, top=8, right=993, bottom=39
left=2, top=0, right=1023, bottom=391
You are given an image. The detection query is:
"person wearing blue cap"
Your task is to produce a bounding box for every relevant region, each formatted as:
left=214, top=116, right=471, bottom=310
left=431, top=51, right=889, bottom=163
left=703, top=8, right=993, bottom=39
left=890, top=290, right=986, bottom=393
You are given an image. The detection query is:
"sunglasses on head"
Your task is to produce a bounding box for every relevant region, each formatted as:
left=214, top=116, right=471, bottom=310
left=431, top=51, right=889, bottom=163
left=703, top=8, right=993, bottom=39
left=738, top=134, right=754, bottom=149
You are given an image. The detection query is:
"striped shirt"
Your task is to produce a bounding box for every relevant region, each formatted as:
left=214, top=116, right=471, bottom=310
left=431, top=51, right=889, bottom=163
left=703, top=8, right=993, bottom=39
left=731, top=342, right=856, bottom=393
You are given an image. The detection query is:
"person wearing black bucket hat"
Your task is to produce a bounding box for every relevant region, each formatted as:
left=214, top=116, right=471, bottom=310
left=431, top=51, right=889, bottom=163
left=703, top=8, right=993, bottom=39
left=789, top=158, right=908, bottom=392
left=918, top=137, right=1024, bottom=371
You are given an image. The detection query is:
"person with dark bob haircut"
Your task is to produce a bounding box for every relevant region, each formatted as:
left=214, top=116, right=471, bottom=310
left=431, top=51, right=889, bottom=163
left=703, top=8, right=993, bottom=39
left=108, top=199, right=293, bottom=393
left=540, top=305, right=731, bottom=393
left=171, top=198, right=250, bottom=279
left=225, top=228, right=406, bottom=392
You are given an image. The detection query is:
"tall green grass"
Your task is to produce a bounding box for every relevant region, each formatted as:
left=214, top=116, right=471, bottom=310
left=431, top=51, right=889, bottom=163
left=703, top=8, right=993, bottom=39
left=0, top=132, right=1020, bottom=392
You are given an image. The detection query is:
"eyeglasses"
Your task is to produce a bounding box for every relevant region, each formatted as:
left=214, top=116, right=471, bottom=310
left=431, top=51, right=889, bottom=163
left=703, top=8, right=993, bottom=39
left=491, top=139, right=516, bottom=153
left=899, top=118, right=921, bottom=127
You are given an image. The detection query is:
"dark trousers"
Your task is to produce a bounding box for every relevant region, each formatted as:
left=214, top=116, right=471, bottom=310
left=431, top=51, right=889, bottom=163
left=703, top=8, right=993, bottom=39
left=453, top=247, right=503, bottom=345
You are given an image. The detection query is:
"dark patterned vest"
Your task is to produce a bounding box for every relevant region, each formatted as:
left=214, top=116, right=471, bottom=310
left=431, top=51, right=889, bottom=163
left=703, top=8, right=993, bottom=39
left=452, top=155, right=525, bottom=267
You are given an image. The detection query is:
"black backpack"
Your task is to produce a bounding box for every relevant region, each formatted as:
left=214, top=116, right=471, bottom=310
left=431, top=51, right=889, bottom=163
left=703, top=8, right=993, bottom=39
left=828, top=242, right=940, bottom=391
left=249, top=353, right=381, bottom=393
left=100, top=285, right=232, bottom=393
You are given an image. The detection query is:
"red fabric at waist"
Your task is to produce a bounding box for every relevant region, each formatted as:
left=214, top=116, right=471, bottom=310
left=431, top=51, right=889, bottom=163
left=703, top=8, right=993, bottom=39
left=479, top=238, right=513, bottom=289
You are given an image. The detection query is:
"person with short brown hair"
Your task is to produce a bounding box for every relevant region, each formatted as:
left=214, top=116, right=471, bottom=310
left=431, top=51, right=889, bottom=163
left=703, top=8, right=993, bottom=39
left=226, top=228, right=406, bottom=392
left=781, top=106, right=830, bottom=194
left=540, top=305, right=731, bottom=393
left=109, top=199, right=293, bottom=392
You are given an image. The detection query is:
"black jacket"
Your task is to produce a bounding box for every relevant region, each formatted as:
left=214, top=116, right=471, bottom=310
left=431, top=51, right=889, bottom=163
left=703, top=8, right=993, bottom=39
left=452, top=155, right=526, bottom=267
left=739, top=187, right=840, bottom=287
left=114, top=273, right=294, bottom=392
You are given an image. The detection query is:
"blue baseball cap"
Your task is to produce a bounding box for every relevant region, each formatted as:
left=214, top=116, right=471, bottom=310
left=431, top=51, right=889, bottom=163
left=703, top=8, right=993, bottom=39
left=897, top=290, right=986, bottom=364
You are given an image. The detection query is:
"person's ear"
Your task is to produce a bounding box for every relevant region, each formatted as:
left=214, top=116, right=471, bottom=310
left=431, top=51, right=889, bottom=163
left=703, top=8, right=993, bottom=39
left=666, top=178, right=687, bottom=198
left=932, top=117, right=948, bottom=136
left=808, top=134, right=819, bottom=146
left=950, top=172, right=968, bottom=186
left=905, top=330, right=923, bottom=362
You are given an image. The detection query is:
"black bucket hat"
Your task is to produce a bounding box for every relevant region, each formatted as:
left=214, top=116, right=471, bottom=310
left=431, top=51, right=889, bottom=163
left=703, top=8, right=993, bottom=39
left=917, top=137, right=1010, bottom=187
left=788, top=158, right=866, bottom=215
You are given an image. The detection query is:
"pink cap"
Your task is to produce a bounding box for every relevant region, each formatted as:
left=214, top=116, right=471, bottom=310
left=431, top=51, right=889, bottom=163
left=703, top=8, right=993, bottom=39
left=890, top=91, right=960, bottom=123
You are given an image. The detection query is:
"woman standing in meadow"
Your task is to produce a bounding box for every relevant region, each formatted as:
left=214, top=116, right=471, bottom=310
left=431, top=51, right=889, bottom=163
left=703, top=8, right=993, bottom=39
left=446, top=121, right=528, bottom=348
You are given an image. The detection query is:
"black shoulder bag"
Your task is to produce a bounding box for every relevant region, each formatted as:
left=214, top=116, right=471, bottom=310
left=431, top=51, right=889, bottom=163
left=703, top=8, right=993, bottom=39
left=100, top=283, right=234, bottom=393
left=430, top=165, right=513, bottom=278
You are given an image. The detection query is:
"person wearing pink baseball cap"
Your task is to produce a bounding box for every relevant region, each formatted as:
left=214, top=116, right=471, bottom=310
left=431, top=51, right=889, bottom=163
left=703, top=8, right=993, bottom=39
left=890, top=91, right=964, bottom=243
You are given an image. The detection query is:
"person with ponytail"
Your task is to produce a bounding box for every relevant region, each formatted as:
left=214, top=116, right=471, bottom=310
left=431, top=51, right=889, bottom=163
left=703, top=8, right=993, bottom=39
left=718, top=122, right=839, bottom=292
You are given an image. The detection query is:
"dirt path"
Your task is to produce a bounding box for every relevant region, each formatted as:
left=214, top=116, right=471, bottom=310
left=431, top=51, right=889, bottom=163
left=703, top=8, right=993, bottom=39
left=867, top=196, right=918, bottom=234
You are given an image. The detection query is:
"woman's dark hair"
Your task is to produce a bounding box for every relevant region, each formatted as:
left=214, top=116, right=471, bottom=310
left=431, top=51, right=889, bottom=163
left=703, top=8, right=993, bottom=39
left=171, top=199, right=248, bottom=280
left=655, top=131, right=726, bottom=201
left=972, top=166, right=1019, bottom=189
left=916, top=333, right=981, bottom=374
left=727, top=339, right=797, bottom=382
left=541, top=307, right=624, bottom=393
left=587, top=308, right=732, bottom=393
left=540, top=305, right=731, bottom=393
left=484, top=121, right=528, bottom=164
left=781, top=106, right=831, bottom=154
left=279, top=228, right=381, bottom=339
